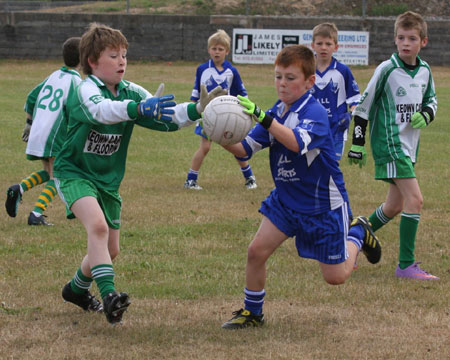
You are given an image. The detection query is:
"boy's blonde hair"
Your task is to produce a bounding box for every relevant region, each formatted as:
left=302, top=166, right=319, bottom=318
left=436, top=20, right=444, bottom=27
left=80, top=22, right=129, bottom=75
left=394, top=11, right=428, bottom=39
left=275, top=45, right=315, bottom=79
left=208, top=29, right=230, bottom=51
left=312, top=23, right=338, bottom=44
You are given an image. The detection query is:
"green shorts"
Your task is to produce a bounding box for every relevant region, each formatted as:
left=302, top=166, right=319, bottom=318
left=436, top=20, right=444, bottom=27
left=375, top=157, right=416, bottom=184
left=55, top=178, right=122, bottom=229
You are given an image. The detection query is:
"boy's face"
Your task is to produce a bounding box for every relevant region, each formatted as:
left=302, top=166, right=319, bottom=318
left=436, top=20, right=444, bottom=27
left=275, top=64, right=315, bottom=106
left=208, top=43, right=229, bottom=66
left=89, top=46, right=127, bottom=91
left=311, top=35, right=338, bottom=64
left=395, top=27, right=427, bottom=65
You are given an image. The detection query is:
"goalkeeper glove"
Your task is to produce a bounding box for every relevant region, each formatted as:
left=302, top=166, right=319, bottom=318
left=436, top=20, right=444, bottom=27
left=22, top=118, right=32, bottom=142
left=138, top=95, right=176, bottom=122
left=411, top=111, right=431, bottom=129
left=237, top=95, right=273, bottom=130
left=348, top=145, right=367, bottom=168
left=195, top=84, right=227, bottom=114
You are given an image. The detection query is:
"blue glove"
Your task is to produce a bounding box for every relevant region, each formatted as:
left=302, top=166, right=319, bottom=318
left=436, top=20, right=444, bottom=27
left=338, top=112, right=352, bottom=130
left=138, top=95, right=176, bottom=122
left=348, top=145, right=367, bottom=168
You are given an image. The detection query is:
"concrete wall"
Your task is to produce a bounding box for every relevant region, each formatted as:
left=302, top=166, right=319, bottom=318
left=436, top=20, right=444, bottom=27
left=0, top=12, right=449, bottom=65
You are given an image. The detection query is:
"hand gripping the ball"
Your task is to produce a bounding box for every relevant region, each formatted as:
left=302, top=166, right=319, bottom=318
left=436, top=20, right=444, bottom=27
left=237, top=95, right=273, bottom=130
left=196, top=84, right=228, bottom=114
left=138, top=95, right=176, bottom=122
left=348, top=145, right=367, bottom=168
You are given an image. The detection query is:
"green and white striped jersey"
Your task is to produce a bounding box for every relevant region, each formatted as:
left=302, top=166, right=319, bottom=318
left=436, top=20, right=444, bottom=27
left=25, top=66, right=82, bottom=158
left=353, top=53, right=437, bottom=165
left=53, top=75, right=198, bottom=191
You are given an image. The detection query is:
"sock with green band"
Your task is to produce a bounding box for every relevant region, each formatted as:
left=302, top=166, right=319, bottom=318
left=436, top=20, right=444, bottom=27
left=91, top=264, right=115, bottom=300
left=368, top=204, right=393, bottom=232
left=20, top=170, right=50, bottom=193
left=399, top=212, right=420, bottom=269
left=70, top=267, right=94, bottom=294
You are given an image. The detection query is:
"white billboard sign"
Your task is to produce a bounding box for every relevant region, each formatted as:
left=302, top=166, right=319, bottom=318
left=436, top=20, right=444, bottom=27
left=233, top=28, right=369, bottom=65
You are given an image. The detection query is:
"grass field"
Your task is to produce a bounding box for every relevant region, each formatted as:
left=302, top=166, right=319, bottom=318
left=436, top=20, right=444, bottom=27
left=0, top=60, right=449, bottom=360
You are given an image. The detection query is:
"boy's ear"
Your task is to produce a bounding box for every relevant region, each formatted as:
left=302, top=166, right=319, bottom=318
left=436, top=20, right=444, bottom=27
left=421, top=37, right=428, bottom=48
left=87, top=56, right=97, bottom=70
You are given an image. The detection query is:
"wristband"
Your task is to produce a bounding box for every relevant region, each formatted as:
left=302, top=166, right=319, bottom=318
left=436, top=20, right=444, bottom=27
left=352, top=116, right=367, bottom=146
left=260, top=113, right=273, bottom=130
left=26, top=118, right=33, bottom=125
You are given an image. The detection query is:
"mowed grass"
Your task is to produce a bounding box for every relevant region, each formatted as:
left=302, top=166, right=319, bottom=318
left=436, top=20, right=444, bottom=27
left=0, top=60, right=449, bottom=360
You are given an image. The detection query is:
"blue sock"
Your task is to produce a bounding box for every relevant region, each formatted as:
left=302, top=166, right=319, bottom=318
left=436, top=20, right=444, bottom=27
left=187, top=169, right=199, bottom=181
left=244, top=288, right=265, bottom=315
left=241, top=165, right=253, bottom=179
left=348, top=224, right=364, bottom=251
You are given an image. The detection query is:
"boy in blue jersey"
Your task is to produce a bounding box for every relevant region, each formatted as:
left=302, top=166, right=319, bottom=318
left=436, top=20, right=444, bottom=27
left=310, top=23, right=360, bottom=161
left=184, top=29, right=257, bottom=190
left=220, top=45, right=381, bottom=329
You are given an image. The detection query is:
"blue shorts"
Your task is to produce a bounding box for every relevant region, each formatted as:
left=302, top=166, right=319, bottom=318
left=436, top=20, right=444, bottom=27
left=194, top=122, right=208, bottom=139
left=259, top=189, right=350, bottom=264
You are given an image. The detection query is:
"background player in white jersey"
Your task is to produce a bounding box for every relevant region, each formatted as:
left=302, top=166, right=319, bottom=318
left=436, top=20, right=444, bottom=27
left=310, top=23, right=360, bottom=161
left=220, top=45, right=381, bottom=329
left=348, top=11, right=438, bottom=280
left=54, top=23, right=224, bottom=324
left=184, top=29, right=257, bottom=190
left=5, top=37, right=81, bottom=226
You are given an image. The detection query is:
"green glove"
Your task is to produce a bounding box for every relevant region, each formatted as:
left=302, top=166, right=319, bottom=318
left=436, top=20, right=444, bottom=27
left=348, top=145, right=367, bottom=168
left=238, top=95, right=273, bottom=129
left=411, top=112, right=430, bottom=129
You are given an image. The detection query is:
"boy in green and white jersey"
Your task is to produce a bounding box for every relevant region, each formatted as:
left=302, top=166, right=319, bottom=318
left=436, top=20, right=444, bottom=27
left=5, top=37, right=81, bottom=226
left=348, top=11, right=438, bottom=280
left=55, top=22, right=224, bottom=323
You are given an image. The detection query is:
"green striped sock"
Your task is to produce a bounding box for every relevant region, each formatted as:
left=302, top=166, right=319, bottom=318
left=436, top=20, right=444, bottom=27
left=70, top=268, right=93, bottom=294
left=91, top=264, right=115, bottom=299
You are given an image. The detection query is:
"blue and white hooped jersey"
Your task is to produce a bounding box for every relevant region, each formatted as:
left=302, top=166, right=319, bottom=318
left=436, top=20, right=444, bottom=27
left=190, top=59, right=247, bottom=101
left=310, top=57, right=360, bottom=135
left=242, top=92, right=349, bottom=215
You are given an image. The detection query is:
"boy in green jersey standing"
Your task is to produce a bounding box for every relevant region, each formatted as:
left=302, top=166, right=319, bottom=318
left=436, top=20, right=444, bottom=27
left=55, top=22, right=224, bottom=323
left=348, top=11, right=438, bottom=280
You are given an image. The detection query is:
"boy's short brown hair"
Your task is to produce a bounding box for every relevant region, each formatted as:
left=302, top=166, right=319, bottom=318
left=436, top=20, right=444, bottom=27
left=80, top=22, right=129, bottom=75
left=275, top=45, right=315, bottom=79
left=207, top=29, right=230, bottom=51
left=62, top=37, right=81, bottom=68
left=394, top=11, right=428, bottom=39
left=312, top=23, right=338, bottom=44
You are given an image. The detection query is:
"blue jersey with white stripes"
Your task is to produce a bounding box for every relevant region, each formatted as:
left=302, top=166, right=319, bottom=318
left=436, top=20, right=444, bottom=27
left=310, top=57, right=360, bottom=152
left=242, top=92, right=349, bottom=215
left=190, top=59, right=247, bottom=101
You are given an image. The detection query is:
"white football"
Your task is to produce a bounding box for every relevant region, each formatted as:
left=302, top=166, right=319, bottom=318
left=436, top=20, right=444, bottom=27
left=202, top=95, right=253, bottom=146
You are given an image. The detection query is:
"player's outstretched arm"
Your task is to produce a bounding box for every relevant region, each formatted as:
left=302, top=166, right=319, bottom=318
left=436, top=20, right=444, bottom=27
left=138, top=95, right=176, bottom=122
left=196, top=84, right=227, bottom=114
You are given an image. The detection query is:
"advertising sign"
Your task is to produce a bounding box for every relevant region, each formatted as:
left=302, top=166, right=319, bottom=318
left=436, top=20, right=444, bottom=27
left=233, top=29, right=369, bottom=65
